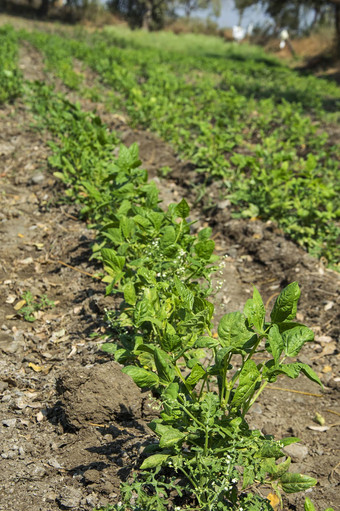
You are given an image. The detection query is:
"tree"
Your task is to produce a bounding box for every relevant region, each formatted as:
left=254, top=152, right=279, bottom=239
left=175, top=0, right=221, bottom=19
left=235, top=0, right=340, bottom=56
left=108, top=0, right=170, bottom=29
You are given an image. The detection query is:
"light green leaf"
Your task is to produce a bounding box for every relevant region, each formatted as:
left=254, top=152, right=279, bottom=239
left=242, top=465, right=255, bottom=489
left=101, top=248, right=125, bottom=271
left=122, top=366, right=159, bottom=388
left=155, top=423, right=185, bottom=448
left=280, top=437, right=300, bottom=447
left=279, top=472, right=317, bottom=493
left=100, top=343, right=116, bottom=354
left=123, top=281, right=136, bottom=305
left=140, top=454, right=169, bottom=470
left=304, top=497, right=316, bottom=511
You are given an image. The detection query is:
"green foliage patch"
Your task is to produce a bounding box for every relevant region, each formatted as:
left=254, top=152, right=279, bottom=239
left=21, top=26, right=340, bottom=265
left=0, top=25, right=22, bottom=104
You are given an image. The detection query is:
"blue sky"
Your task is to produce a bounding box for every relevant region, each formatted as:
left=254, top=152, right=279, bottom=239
left=176, top=1, right=270, bottom=29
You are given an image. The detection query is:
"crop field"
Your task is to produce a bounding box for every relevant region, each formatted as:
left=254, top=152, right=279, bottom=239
left=0, top=18, right=339, bottom=511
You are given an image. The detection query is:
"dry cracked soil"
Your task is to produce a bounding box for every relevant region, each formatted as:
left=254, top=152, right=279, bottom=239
left=0, top=16, right=339, bottom=511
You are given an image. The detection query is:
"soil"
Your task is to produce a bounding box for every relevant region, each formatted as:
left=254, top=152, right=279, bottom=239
left=0, top=16, right=339, bottom=511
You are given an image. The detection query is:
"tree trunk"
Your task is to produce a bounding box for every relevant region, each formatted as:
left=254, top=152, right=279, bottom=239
left=335, top=4, right=340, bottom=57
left=38, top=0, right=49, bottom=17
left=142, top=0, right=152, bottom=30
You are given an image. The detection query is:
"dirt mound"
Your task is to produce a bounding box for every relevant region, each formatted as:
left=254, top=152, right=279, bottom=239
left=55, top=361, right=144, bottom=431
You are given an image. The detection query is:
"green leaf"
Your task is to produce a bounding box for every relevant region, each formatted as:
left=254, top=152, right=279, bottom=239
left=160, top=226, right=176, bottom=247
left=155, top=423, right=186, bottom=448
left=231, top=360, right=261, bottom=408
left=265, top=456, right=291, bottom=478
left=101, top=343, right=116, bottom=354
left=101, top=248, right=125, bottom=271
left=283, top=325, right=314, bottom=357
left=140, top=454, right=169, bottom=470
left=123, top=281, right=136, bottom=305
left=244, top=286, right=265, bottom=332
left=174, top=276, right=194, bottom=310
left=271, top=282, right=301, bottom=323
left=299, top=363, right=322, bottom=387
left=304, top=497, right=316, bottom=511
left=186, top=363, right=206, bottom=386
left=154, top=348, right=175, bottom=384
left=195, top=336, right=219, bottom=349
left=267, top=324, right=284, bottom=365
left=279, top=472, right=317, bottom=493
left=122, top=366, right=159, bottom=388
left=218, top=312, right=256, bottom=349
left=242, top=465, right=255, bottom=489
left=280, top=437, right=300, bottom=447
left=175, top=198, right=190, bottom=219
left=198, top=227, right=212, bottom=241
left=195, top=240, right=215, bottom=260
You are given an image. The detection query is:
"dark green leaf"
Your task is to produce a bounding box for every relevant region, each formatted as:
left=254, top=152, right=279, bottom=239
left=175, top=198, right=190, bottom=219
left=154, top=348, right=175, bottom=384
left=195, top=240, right=215, bottom=260
left=218, top=312, right=256, bottom=349
left=244, top=286, right=265, bottom=332
left=283, top=325, right=314, bottom=357
left=186, top=363, right=206, bottom=386
left=298, top=363, right=322, bottom=387
left=279, top=472, right=317, bottom=493
left=231, top=360, right=260, bottom=408
left=267, top=324, right=284, bottom=365
left=271, top=282, right=301, bottom=323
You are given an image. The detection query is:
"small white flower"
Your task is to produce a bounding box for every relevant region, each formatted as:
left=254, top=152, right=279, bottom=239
left=232, top=478, right=237, bottom=483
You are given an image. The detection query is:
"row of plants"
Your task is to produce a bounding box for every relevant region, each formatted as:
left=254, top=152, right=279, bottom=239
left=19, top=26, right=340, bottom=266
left=0, top=25, right=22, bottom=104
left=2, top=33, right=328, bottom=511
left=1, top=25, right=332, bottom=510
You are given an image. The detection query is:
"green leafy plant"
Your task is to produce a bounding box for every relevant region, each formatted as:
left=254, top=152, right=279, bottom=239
left=19, top=291, right=55, bottom=322
left=110, top=282, right=320, bottom=510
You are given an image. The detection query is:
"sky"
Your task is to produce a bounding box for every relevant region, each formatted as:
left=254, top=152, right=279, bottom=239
left=177, top=1, right=270, bottom=29
left=216, top=1, right=267, bottom=28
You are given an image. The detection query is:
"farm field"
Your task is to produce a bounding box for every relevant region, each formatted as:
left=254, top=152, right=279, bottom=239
left=0, top=16, right=339, bottom=511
